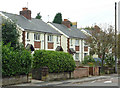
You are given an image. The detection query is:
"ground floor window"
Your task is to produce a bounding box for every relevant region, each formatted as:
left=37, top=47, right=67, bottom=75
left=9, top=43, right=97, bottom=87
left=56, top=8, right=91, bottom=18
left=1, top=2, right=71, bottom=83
left=84, top=53, right=88, bottom=56
left=75, top=53, right=79, bottom=60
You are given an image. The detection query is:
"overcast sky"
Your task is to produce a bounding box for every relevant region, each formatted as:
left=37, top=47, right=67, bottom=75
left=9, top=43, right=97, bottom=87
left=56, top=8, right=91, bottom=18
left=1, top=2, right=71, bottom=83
left=0, top=0, right=119, bottom=28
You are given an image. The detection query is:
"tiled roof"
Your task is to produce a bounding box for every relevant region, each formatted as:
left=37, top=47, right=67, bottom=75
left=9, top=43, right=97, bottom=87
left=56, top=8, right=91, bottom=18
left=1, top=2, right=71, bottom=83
left=50, top=23, right=86, bottom=39
left=1, top=12, right=61, bottom=35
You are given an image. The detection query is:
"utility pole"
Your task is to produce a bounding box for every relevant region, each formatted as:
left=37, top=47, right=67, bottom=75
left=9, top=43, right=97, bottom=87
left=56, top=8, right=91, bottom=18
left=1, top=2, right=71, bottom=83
left=115, top=2, right=117, bottom=73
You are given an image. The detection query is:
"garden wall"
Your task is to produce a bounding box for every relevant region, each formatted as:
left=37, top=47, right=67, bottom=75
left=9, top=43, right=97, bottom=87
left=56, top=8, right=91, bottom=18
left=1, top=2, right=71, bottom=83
left=83, top=66, right=100, bottom=76
left=2, top=75, right=31, bottom=86
left=32, top=67, right=89, bottom=81
left=73, top=67, right=89, bottom=78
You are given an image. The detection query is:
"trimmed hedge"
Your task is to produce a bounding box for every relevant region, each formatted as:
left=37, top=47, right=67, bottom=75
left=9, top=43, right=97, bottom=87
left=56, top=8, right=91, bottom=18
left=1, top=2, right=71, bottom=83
left=33, top=50, right=75, bottom=73
left=2, top=44, right=32, bottom=77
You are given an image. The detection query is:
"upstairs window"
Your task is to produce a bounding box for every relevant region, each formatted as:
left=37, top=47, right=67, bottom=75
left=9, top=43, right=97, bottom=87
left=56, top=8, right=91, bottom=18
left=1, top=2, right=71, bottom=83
left=48, top=35, right=53, bottom=42
left=34, top=33, right=40, bottom=41
left=75, top=39, right=79, bottom=46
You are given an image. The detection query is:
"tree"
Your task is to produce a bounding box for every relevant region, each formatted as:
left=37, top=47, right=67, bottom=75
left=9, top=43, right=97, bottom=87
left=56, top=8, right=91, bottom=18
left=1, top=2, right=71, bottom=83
left=35, top=12, right=42, bottom=19
left=85, top=25, right=115, bottom=72
left=2, top=19, right=20, bottom=49
left=84, top=26, right=94, bottom=30
left=53, top=13, right=62, bottom=24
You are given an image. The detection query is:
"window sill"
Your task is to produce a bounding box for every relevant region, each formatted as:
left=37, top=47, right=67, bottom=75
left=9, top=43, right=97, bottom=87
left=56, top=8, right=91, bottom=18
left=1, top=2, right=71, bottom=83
left=57, top=42, right=59, bottom=44
left=34, top=40, right=41, bottom=42
left=48, top=41, right=54, bottom=43
left=75, top=60, right=79, bottom=61
left=27, top=39, right=30, bottom=41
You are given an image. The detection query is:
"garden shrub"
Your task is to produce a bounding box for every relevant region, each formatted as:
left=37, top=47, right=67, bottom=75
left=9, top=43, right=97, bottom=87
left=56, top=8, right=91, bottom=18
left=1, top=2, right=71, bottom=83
left=33, top=50, right=75, bottom=73
left=2, top=43, right=32, bottom=77
left=105, top=54, right=115, bottom=67
left=82, top=55, right=95, bottom=66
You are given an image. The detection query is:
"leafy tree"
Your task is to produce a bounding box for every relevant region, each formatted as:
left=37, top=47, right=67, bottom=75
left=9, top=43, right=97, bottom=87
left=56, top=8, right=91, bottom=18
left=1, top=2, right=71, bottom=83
left=85, top=25, right=115, bottom=72
left=2, top=19, right=20, bottom=49
left=105, top=54, right=115, bottom=67
left=35, top=12, right=42, bottom=19
left=53, top=13, right=62, bottom=24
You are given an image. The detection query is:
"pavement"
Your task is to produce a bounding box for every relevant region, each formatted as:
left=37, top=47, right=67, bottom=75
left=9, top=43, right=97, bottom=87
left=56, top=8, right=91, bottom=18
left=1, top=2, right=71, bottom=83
left=11, top=74, right=118, bottom=86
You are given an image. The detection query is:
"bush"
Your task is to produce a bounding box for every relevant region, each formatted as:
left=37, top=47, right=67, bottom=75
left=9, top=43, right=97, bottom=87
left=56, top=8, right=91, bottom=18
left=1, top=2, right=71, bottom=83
left=82, top=55, right=95, bottom=66
left=2, top=19, right=20, bottom=49
left=2, top=43, right=32, bottom=77
left=33, top=50, right=75, bottom=73
left=105, top=54, right=115, bottom=67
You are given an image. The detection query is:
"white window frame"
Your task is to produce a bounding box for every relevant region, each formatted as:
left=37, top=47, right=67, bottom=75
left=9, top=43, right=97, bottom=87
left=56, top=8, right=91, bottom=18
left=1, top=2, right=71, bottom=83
left=75, top=53, right=79, bottom=61
left=27, top=32, right=29, bottom=40
left=34, top=33, right=40, bottom=41
left=48, top=35, right=53, bottom=42
left=56, top=36, right=59, bottom=44
left=75, top=39, right=79, bottom=46
left=70, top=38, right=73, bottom=46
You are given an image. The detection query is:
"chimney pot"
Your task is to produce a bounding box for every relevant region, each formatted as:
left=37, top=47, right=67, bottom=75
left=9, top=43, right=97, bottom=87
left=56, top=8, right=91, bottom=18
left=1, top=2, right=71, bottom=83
left=64, top=19, right=68, bottom=21
left=22, top=7, right=28, bottom=11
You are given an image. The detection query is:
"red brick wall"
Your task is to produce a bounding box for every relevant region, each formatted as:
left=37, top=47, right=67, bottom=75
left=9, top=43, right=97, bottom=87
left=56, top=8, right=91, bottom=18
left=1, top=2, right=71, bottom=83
left=84, top=46, right=88, bottom=51
left=67, top=38, right=70, bottom=52
left=73, top=68, right=89, bottom=78
left=75, top=46, right=79, bottom=51
left=22, top=31, right=25, bottom=47
left=94, top=67, right=99, bottom=76
left=34, top=41, right=41, bottom=48
left=48, top=42, right=54, bottom=49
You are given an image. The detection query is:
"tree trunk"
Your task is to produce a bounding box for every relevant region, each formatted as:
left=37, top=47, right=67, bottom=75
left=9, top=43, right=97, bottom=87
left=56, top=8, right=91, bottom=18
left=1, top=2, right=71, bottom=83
left=101, top=52, right=105, bottom=73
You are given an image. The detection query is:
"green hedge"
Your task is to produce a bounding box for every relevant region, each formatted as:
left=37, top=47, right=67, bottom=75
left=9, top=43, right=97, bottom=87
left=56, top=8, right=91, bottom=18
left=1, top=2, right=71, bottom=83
left=33, top=50, right=75, bottom=73
left=2, top=44, right=32, bottom=77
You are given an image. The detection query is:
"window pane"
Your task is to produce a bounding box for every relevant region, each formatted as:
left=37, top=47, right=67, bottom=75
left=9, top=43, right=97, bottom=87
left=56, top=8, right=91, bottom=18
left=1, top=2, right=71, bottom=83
left=57, top=36, right=58, bottom=42
left=48, top=35, right=53, bottom=42
left=34, top=34, right=36, bottom=40
left=27, top=32, right=29, bottom=39
left=70, top=39, right=72, bottom=45
left=75, top=53, right=79, bottom=60
left=38, top=34, right=40, bottom=40
left=75, top=39, right=79, bottom=45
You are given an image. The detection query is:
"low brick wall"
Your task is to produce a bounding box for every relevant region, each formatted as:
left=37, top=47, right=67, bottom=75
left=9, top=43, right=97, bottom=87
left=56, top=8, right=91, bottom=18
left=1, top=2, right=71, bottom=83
left=46, top=72, right=73, bottom=81
left=73, top=67, right=89, bottom=78
left=32, top=67, right=90, bottom=81
left=2, top=75, right=30, bottom=86
left=83, top=66, right=100, bottom=76
left=41, top=68, right=89, bottom=81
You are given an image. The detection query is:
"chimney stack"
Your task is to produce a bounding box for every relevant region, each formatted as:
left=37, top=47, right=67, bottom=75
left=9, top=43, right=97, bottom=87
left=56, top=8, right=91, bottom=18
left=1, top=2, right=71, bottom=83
left=20, top=7, right=31, bottom=20
left=62, top=19, right=71, bottom=28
